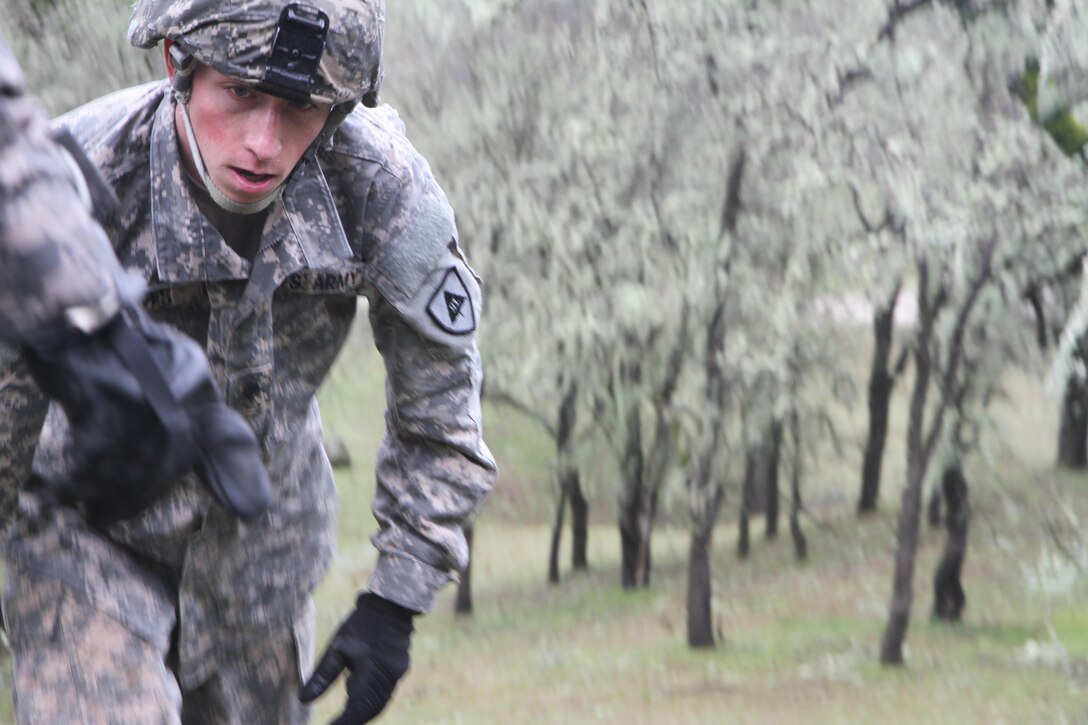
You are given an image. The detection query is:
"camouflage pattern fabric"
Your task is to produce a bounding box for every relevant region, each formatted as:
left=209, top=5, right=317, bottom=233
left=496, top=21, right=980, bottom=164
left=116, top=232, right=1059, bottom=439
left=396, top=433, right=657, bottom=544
left=0, top=76, right=496, bottom=719
left=3, top=560, right=313, bottom=724
left=3, top=573, right=183, bottom=724
left=129, top=0, right=385, bottom=107
left=0, top=35, right=122, bottom=347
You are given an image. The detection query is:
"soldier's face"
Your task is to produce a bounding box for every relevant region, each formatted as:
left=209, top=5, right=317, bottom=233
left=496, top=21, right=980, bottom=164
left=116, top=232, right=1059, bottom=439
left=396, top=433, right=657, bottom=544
left=171, top=55, right=332, bottom=204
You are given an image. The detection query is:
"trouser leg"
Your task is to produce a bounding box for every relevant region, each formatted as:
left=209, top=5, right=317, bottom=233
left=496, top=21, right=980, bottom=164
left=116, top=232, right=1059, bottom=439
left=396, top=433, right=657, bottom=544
left=180, top=598, right=315, bottom=725
left=4, top=575, right=181, bottom=725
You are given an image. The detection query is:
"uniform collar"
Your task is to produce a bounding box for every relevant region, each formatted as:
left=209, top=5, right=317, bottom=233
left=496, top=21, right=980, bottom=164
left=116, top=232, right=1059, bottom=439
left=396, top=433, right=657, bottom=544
left=149, top=90, right=352, bottom=287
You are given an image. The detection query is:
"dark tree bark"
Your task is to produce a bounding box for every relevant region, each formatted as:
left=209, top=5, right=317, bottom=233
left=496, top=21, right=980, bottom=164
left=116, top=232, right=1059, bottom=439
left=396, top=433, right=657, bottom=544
left=859, top=285, right=901, bottom=515
left=547, top=485, right=568, bottom=585
left=548, top=381, right=585, bottom=583
left=569, top=473, right=589, bottom=570
left=617, top=311, right=685, bottom=589
left=619, top=403, right=647, bottom=588
left=637, top=489, right=658, bottom=586
left=687, top=486, right=725, bottom=648
left=788, top=409, right=807, bottom=561
left=454, top=524, right=474, bottom=615
left=738, top=452, right=754, bottom=559
left=738, top=418, right=781, bottom=554
left=932, top=464, right=969, bottom=621
left=927, top=483, right=942, bottom=528
left=880, top=246, right=990, bottom=665
left=1057, top=371, right=1088, bottom=469
left=764, top=420, right=782, bottom=540
left=686, top=147, right=742, bottom=649
left=880, top=314, right=932, bottom=665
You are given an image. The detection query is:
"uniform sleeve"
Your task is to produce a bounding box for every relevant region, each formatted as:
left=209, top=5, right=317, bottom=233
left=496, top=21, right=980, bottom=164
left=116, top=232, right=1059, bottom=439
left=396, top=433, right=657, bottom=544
left=362, top=170, right=497, bottom=614
left=0, top=35, right=123, bottom=347
left=0, top=35, right=125, bottom=528
left=0, top=350, right=48, bottom=526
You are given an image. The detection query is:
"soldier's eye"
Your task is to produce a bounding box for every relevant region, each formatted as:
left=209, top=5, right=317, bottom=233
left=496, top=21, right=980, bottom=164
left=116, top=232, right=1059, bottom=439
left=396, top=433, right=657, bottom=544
left=229, top=86, right=252, bottom=99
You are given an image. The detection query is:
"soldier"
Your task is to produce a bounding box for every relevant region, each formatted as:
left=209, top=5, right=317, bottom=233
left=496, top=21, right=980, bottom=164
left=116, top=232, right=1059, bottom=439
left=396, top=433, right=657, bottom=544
left=0, top=1, right=496, bottom=724
left=0, top=36, right=270, bottom=532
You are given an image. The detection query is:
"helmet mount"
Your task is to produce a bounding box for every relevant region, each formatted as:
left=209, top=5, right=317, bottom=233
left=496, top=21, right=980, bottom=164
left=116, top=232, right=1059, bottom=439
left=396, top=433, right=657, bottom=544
left=256, top=4, right=330, bottom=107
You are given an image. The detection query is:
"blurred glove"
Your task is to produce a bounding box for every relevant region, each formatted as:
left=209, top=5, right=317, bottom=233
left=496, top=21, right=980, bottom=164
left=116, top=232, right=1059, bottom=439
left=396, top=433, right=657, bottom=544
left=23, top=305, right=273, bottom=525
left=300, top=592, right=416, bottom=724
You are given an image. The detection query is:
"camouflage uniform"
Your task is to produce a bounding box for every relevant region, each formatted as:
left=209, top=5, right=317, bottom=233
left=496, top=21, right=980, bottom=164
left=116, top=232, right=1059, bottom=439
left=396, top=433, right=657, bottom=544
left=0, top=36, right=123, bottom=347
left=0, top=15, right=496, bottom=725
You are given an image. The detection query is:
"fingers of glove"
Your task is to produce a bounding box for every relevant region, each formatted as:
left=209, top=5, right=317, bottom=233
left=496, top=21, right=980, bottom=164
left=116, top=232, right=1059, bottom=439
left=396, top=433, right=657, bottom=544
left=299, top=643, right=352, bottom=703
left=334, top=661, right=399, bottom=725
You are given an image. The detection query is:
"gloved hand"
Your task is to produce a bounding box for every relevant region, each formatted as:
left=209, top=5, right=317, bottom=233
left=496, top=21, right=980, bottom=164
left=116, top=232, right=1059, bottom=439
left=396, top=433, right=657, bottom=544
left=22, top=305, right=272, bottom=524
left=300, top=592, right=416, bottom=724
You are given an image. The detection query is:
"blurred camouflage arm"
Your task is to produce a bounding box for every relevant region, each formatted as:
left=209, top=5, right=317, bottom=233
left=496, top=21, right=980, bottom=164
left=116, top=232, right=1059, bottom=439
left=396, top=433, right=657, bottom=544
left=0, top=35, right=123, bottom=347
left=366, top=291, right=497, bottom=613
left=0, top=352, right=48, bottom=525
left=0, top=35, right=129, bottom=525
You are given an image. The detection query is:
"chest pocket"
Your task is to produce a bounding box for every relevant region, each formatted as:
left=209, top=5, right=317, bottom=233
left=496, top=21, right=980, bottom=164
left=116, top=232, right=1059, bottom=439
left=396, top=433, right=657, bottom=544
left=142, top=283, right=212, bottom=346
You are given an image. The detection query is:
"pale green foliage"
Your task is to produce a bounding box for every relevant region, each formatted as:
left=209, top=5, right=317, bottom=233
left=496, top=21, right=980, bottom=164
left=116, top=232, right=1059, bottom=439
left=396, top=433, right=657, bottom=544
left=1037, top=0, right=1088, bottom=123
left=391, top=0, right=1088, bottom=545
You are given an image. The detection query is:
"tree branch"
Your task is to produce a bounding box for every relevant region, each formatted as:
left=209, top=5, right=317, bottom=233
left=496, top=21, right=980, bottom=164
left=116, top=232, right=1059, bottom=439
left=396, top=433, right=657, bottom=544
left=877, top=0, right=935, bottom=42
left=922, top=239, right=996, bottom=463
left=485, top=388, right=557, bottom=440
left=719, top=148, right=746, bottom=241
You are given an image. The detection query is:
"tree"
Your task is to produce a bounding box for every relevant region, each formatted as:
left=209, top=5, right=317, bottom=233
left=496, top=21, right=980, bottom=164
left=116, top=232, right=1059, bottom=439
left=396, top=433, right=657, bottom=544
left=1023, top=3, right=1088, bottom=468
left=856, top=279, right=910, bottom=514
left=865, top=0, right=1087, bottom=663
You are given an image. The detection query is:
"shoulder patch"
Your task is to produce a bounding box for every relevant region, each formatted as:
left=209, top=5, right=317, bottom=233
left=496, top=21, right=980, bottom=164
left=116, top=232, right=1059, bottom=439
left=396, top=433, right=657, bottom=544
left=426, top=267, right=476, bottom=335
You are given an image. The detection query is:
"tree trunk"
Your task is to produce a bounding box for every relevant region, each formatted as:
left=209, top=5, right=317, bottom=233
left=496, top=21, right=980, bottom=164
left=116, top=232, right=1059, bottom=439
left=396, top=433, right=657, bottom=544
left=858, top=296, right=898, bottom=515
left=880, top=442, right=926, bottom=664
left=790, top=494, right=807, bottom=560
left=619, top=405, right=646, bottom=588
left=687, top=486, right=724, bottom=648
left=454, top=524, right=474, bottom=615
left=880, top=248, right=990, bottom=664
left=789, top=410, right=807, bottom=561
left=547, top=485, right=568, bottom=585
left=927, top=483, right=942, bottom=528
left=932, top=464, right=969, bottom=622
left=737, top=453, right=754, bottom=559
left=1057, top=372, right=1088, bottom=469
left=569, top=472, right=589, bottom=571
left=636, top=488, right=658, bottom=586
left=764, top=420, right=782, bottom=540
left=551, top=380, right=581, bottom=582
left=880, top=294, right=933, bottom=665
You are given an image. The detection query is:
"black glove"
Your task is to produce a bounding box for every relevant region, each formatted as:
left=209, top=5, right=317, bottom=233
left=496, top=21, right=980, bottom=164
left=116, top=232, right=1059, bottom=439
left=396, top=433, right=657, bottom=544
left=22, top=306, right=272, bottom=524
left=300, top=592, right=416, bottom=724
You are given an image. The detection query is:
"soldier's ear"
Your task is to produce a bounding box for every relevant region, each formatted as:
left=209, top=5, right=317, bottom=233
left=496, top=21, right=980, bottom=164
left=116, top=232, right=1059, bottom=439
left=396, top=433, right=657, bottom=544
left=163, top=38, right=176, bottom=80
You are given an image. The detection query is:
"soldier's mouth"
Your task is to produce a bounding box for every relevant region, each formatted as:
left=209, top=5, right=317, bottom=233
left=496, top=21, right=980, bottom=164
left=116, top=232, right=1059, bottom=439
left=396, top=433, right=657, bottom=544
left=234, top=168, right=276, bottom=183
left=228, top=167, right=280, bottom=196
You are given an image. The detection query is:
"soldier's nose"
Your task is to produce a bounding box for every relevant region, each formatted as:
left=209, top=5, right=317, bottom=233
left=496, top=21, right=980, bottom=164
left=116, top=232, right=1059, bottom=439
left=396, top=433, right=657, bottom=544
left=245, top=105, right=284, bottom=161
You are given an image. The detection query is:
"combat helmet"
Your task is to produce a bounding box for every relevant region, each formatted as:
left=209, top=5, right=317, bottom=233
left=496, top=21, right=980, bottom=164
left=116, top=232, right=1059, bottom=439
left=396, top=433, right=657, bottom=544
left=128, top=0, right=385, bottom=213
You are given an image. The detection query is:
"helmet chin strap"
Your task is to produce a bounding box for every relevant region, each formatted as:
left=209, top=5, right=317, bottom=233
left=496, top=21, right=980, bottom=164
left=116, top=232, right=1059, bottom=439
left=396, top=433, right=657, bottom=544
left=173, top=91, right=282, bottom=215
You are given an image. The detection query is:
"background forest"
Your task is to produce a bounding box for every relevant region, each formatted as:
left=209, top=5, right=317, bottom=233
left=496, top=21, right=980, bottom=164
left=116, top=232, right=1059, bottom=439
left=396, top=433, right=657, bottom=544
left=6, top=0, right=1088, bottom=722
